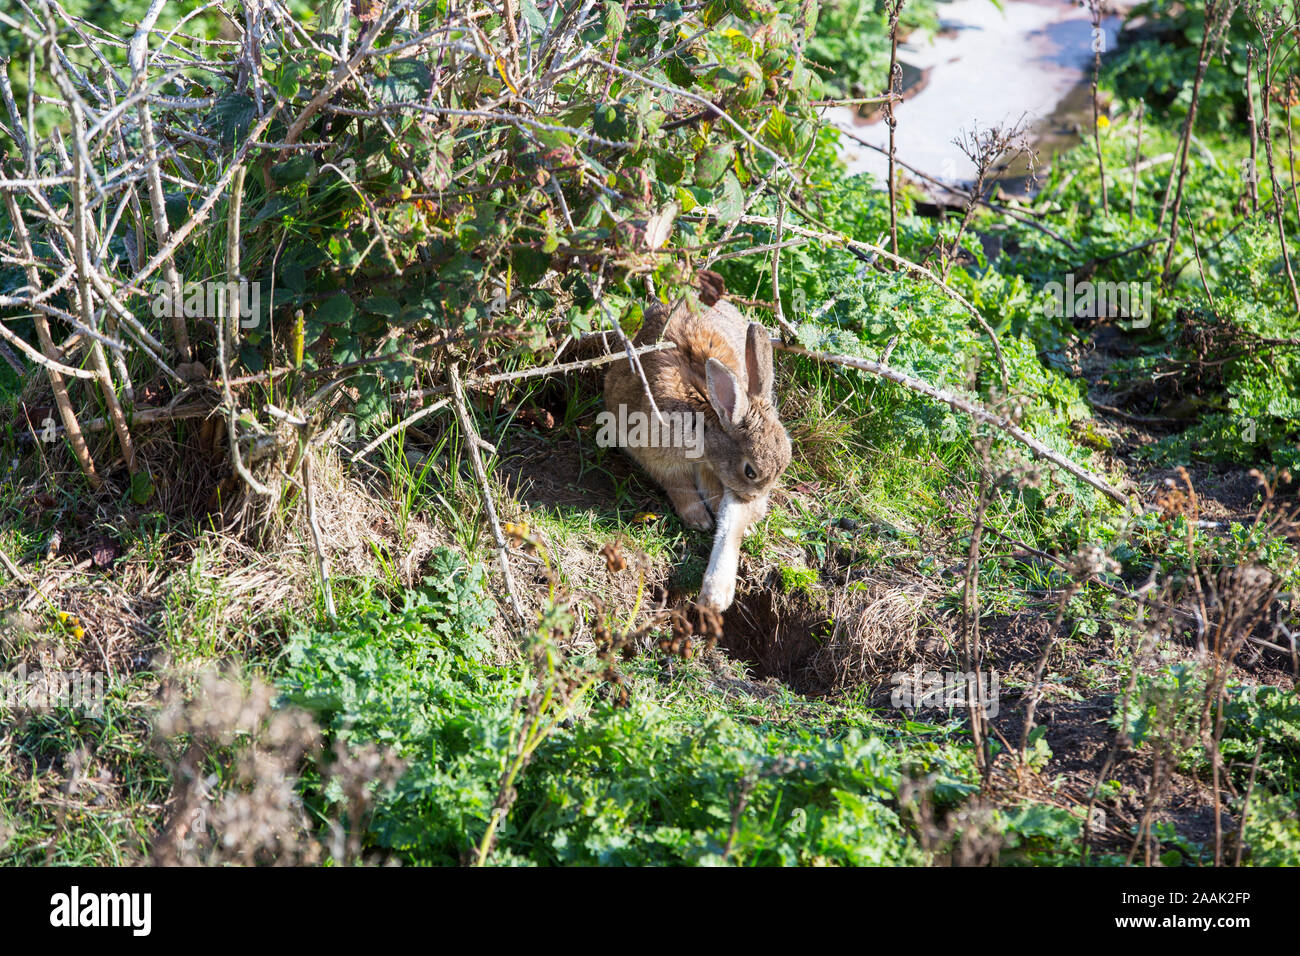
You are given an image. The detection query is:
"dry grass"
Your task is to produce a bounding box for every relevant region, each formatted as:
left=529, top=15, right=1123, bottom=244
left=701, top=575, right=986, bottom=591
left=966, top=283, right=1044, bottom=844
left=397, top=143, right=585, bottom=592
left=808, top=576, right=948, bottom=694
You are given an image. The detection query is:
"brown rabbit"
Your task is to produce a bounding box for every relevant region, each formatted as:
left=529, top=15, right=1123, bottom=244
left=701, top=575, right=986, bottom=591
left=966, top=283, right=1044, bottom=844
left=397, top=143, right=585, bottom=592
left=603, top=298, right=791, bottom=609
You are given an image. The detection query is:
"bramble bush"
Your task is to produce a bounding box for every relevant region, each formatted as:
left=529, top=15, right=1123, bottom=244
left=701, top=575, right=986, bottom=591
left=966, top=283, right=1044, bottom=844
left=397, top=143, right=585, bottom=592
left=1, top=0, right=830, bottom=484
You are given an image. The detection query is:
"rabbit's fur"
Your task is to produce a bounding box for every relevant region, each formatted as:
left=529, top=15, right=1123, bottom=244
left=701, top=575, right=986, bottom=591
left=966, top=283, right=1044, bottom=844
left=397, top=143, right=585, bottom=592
left=604, top=298, right=791, bottom=608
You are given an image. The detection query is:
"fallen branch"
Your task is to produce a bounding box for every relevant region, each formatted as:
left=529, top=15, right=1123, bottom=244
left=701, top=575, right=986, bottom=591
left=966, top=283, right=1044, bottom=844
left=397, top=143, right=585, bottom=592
left=26, top=401, right=211, bottom=441
left=449, top=364, right=528, bottom=627
left=774, top=341, right=1130, bottom=506
left=392, top=339, right=678, bottom=405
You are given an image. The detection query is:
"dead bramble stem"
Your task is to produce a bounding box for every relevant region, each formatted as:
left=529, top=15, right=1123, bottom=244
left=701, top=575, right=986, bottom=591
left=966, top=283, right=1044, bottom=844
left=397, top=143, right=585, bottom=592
left=884, top=0, right=906, bottom=265
left=449, top=363, right=529, bottom=627
left=1086, top=0, right=1108, bottom=213
left=773, top=341, right=1128, bottom=506
left=945, top=119, right=1036, bottom=284
left=731, top=212, right=1010, bottom=391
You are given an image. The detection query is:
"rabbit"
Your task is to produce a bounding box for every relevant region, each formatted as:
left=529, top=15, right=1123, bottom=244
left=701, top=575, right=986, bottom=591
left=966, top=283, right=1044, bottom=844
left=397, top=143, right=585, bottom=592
left=604, top=297, right=792, bottom=610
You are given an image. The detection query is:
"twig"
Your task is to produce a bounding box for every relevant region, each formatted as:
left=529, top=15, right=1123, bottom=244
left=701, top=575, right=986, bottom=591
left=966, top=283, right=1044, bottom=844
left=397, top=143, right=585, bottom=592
left=769, top=196, right=797, bottom=338
left=836, top=125, right=1078, bottom=251
left=1232, top=740, right=1264, bottom=866
left=449, top=364, right=528, bottom=626
left=1244, top=48, right=1259, bottom=215
left=218, top=166, right=272, bottom=497
left=301, top=452, right=337, bottom=622
left=129, top=0, right=191, bottom=361
left=0, top=543, right=45, bottom=599
left=48, top=39, right=136, bottom=473
left=392, top=339, right=677, bottom=405
left=3, top=190, right=99, bottom=482
left=28, top=401, right=212, bottom=440
left=1252, top=22, right=1300, bottom=313
left=1129, top=100, right=1144, bottom=225
left=884, top=0, right=905, bottom=263
left=774, top=341, right=1129, bottom=505
left=350, top=398, right=450, bottom=461
left=1086, top=0, right=1109, bottom=212
left=1160, top=0, right=1239, bottom=280
left=1184, top=210, right=1219, bottom=315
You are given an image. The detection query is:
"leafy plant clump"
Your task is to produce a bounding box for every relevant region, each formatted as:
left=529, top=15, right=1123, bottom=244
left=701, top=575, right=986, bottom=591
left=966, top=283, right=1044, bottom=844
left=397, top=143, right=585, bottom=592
left=279, top=560, right=989, bottom=865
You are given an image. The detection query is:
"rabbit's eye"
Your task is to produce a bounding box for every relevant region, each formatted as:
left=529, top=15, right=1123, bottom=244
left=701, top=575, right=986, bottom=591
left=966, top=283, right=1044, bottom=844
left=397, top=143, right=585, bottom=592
left=744, top=463, right=757, bottom=480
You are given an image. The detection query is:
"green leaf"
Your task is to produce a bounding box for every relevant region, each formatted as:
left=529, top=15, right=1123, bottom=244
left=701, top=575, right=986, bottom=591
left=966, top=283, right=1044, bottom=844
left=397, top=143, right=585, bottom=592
left=362, top=295, right=401, bottom=317
left=664, top=55, right=694, bottom=88
left=656, top=151, right=686, bottom=185
left=693, top=143, right=733, bottom=188
left=239, top=343, right=266, bottom=373
left=250, top=195, right=297, bottom=227
left=374, top=59, right=433, bottom=104
left=315, top=293, right=355, bottom=326
left=604, top=1, right=627, bottom=42
left=276, top=60, right=308, bottom=99
left=163, top=193, right=193, bottom=230
left=701, top=0, right=729, bottom=27
left=332, top=335, right=363, bottom=365
left=592, top=101, right=636, bottom=144
left=519, top=0, right=548, bottom=30
left=302, top=316, right=328, bottom=348
left=208, top=92, right=256, bottom=148
left=620, top=302, right=644, bottom=335
left=762, top=109, right=798, bottom=156
left=129, top=470, right=154, bottom=506
left=512, top=246, right=551, bottom=287
left=281, top=263, right=306, bottom=294
left=354, top=375, right=390, bottom=430
left=714, top=171, right=744, bottom=224
left=658, top=1, right=683, bottom=21
left=271, top=155, right=316, bottom=186
left=328, top=235, right=362, bottom=269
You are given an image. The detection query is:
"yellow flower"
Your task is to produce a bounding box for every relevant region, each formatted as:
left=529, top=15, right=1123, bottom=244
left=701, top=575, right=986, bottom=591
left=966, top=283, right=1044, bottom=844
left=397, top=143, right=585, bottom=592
left=1097, top=115, right=1110, bottom=130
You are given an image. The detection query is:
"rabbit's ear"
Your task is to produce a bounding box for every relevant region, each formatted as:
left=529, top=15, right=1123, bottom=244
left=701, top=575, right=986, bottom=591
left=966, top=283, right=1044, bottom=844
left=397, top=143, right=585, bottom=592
left=745, top=323, right=774, bottom=399
left=706, top=357, right=749, bottom=428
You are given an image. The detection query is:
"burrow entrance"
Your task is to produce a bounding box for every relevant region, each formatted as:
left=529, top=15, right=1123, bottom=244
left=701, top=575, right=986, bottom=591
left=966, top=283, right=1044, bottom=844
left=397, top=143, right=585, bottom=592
left=713, top=578, right=836, bottom=697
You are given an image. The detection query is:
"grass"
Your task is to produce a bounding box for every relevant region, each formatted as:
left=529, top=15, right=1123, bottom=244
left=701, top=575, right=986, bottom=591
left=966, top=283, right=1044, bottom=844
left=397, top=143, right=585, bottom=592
left=3, top=262, right=1297, bottom=867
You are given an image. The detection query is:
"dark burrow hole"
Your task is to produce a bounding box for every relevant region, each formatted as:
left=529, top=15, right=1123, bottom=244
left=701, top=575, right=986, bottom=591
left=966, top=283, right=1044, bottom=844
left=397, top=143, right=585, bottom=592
left=715, top=577, right=834, bottom=697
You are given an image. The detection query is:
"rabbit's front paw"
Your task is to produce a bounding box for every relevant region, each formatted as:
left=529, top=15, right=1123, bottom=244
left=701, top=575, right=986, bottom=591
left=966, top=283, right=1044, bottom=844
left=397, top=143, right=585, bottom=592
left=699, top=573, right=736, bottom=611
